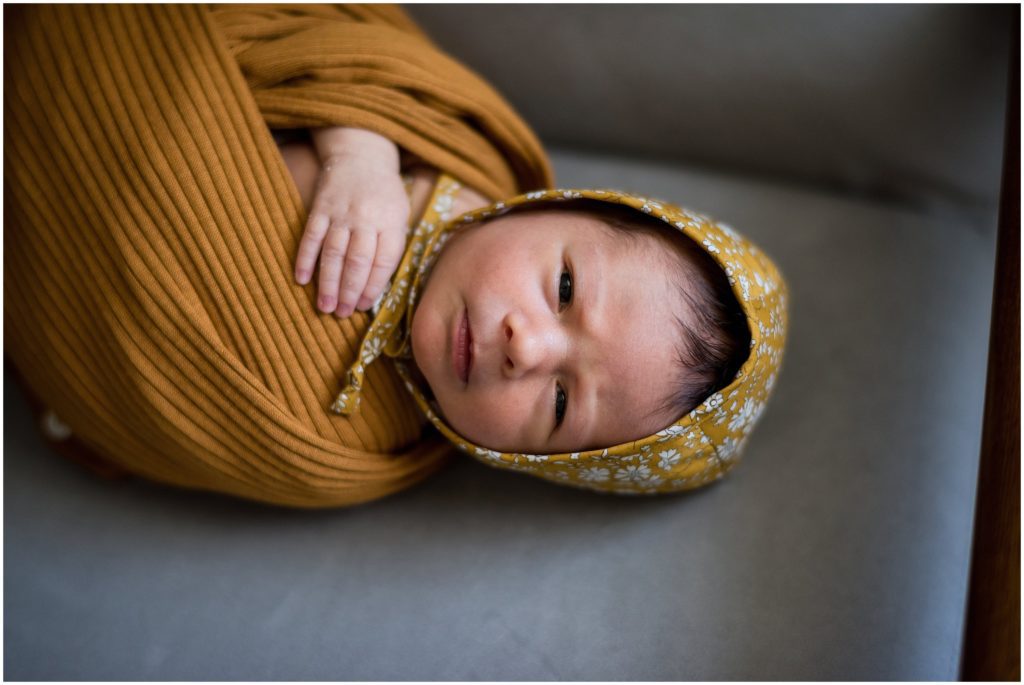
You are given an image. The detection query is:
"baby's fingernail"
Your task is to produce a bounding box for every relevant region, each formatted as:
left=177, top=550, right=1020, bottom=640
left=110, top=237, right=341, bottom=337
left=319, top=296, right=334, bottom=312
left=335, top=303, right=353, bottom=318
left=356, top=296, right=373, bottom=310
left=296, top=269, right=309, bottom=284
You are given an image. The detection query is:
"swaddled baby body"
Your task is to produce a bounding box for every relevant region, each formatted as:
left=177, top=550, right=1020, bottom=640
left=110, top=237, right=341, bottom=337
left=276, top=127, right=751, bottom=457
left=6, top=3, right=782, bottom=505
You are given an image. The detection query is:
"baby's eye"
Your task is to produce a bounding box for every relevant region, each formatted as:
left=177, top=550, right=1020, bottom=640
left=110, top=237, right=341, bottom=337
left=554, top=383, right=568, bottom=428
left=558, top=268, right=573, bottom=311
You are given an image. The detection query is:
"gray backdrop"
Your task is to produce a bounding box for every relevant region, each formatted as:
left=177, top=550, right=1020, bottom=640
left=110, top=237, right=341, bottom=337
left=4, top=4, right=1010, bottom=680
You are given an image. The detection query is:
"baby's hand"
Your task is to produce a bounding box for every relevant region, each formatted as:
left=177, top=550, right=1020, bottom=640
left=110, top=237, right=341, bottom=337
left=295, top=128, right=410, bottom=318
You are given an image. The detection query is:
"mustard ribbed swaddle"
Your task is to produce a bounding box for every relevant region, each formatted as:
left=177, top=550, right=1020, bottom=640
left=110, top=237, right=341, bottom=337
left=3, top=4, right=553, bottom=507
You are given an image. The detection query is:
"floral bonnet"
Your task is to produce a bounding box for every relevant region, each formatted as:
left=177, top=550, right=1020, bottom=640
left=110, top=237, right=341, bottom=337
left=332, top=173, right=788, bottom=495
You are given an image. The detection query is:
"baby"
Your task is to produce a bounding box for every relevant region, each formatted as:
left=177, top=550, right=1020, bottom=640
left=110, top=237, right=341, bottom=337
left=5, top=3, right=785, bottom=503
left=280, top=126, right=757, bottom=458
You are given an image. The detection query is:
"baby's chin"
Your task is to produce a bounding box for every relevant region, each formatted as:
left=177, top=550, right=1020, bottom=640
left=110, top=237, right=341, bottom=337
left=402, top=349, right=479, bottom=445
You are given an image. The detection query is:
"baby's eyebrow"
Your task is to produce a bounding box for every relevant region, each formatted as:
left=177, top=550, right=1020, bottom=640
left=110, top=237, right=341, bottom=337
left=578, top=248, right=600, bottom=316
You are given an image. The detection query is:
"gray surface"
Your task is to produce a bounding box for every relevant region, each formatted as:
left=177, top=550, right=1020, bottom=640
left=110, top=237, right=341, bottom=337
left=4, top=145, right=997, bottom=680
left=409, top=4, right=1010, bottom=209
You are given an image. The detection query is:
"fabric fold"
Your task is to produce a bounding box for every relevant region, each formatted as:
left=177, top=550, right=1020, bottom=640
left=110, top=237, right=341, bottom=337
left=210, top=3, right=553, bottom=202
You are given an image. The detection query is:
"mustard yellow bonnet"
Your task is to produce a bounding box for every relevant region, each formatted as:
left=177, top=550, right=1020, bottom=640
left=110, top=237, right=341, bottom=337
left=333, top=174, right=788, bottom=495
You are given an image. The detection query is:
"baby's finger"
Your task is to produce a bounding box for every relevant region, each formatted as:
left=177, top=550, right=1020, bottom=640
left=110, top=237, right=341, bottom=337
left=296, top=213, right=330, bottom=285
left=357, top=230, right=406, bottom=310
left=334, top=230, right=377, bottom=318
left=317, top=224, right=351, bottom=313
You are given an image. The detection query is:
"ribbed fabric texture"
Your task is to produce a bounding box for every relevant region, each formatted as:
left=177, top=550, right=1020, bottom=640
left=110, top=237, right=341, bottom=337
left=3, top=4, right=553, bottom=508
left=212, top=3, right=552, bottom=201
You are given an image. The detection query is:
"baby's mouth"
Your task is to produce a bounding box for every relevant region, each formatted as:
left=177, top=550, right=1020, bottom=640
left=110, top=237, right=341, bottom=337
left=453, top=306, right=473, bottom=385
left=465, top=313, right=474, bottom=384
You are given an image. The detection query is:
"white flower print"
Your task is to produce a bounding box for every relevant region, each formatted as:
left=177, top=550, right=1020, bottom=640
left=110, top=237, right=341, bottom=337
left=706, top=393, right=724, bottom=409
left=330, top=390, right=354, bottom=413
left=615, top=464, right=653, bottom=483
left=361, top=332, right=389, bottom=364
left=681, top=430, right=703, bottom=450
left=580, top=466, right=611, bottom=482
left=656, top=424, right=687, bottom=440
left=738, top=274, right=751, bottom=301
left=717, top=437, right=742, bottom=462
left=657, top=449, right=681, bottom=471
left=433, top=194, right=453, bottom=215
left=728, top=398, right=763, bottom=433
left=474, top=447, right=502, bottom=461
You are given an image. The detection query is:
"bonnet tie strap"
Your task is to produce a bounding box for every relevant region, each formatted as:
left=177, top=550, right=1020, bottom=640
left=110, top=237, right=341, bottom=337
left=330, top=173, right=463, bottom=415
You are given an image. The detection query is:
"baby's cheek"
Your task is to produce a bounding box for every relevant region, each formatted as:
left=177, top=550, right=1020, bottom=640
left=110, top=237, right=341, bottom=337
left=446, top=391, right=530, bottom=453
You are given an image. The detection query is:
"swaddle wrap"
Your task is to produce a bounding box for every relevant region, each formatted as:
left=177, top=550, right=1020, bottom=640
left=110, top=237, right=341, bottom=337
left=4, top=4, right=551, bottom=508
left=335, top=182, right=789, bottom=495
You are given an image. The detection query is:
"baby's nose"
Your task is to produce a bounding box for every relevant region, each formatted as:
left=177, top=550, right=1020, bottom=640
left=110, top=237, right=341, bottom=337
left=502, top=315, right=560, bottom=378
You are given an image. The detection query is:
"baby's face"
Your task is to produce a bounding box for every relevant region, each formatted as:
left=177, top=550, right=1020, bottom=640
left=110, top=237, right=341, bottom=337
left=410, top=209, right=694, bottom=454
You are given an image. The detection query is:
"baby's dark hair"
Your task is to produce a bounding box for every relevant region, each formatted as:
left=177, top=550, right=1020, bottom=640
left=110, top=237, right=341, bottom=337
left=510, top=199, right=751, bottom=421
